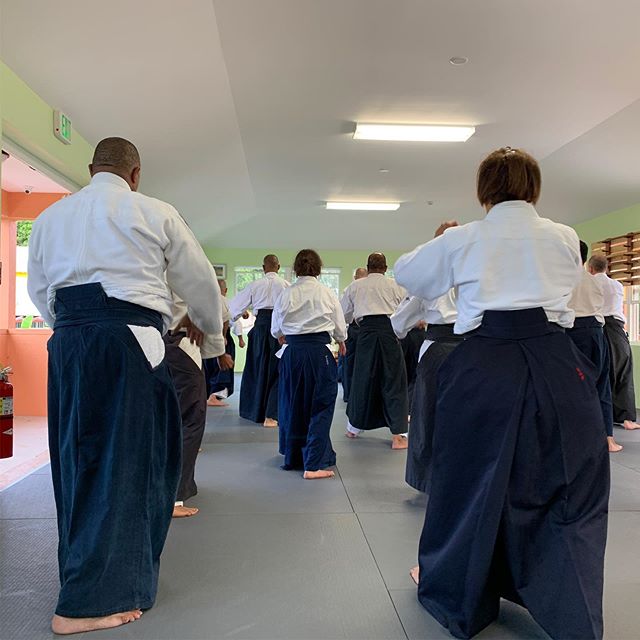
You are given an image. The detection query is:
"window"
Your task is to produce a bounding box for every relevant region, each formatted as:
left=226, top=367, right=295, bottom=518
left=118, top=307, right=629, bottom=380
left=592, top=231, right=640, bottom=342
left=318, top=268, right=341, bottom=298
left=234, top=266, right=288, bottom=294
left=15, top=220, right=48, bottom=328
left=626, top=286, right=640, bottom=342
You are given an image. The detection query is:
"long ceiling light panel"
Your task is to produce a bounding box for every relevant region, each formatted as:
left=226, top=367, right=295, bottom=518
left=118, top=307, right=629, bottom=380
left=326, top=202, right=400, bottom=211
left=353, top=123, right=475, bottom=142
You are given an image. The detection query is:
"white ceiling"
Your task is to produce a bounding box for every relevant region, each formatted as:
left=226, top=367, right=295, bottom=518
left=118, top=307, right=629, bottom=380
left=1, top=154, right=69, bottom=193
left=2, top=0, right=640, bottom=250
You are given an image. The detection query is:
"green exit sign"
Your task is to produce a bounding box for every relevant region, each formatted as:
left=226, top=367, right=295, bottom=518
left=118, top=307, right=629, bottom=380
left=53, top=110, right=72, bottom=145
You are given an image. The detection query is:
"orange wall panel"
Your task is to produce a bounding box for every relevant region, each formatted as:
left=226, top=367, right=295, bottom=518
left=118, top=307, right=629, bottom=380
left=5, top=330, right=50, bottom=416
left=1, top=190, right=66, bottom=220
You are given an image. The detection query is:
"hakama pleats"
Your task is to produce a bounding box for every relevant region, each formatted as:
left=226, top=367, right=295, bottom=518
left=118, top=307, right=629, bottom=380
left=48, top=284, right=181, bottom=617
left=603, top=316, right=637, bottom=422
left=405, top=325, right=462, bottom=492
left=342, top=321, right=360, bottom=402
left=239, top=309, right=279, bottom=422
left=164, top=332, right=207, bottom=501
left=417, top=308, right=609, bottom=640
left=401, top=326, right=426, bottom=413
left=346, top=315, right=409, bottom=434
left=203, top=325, right=236, bottom=398
left=278, top=332, right=337, bottom=471
left=567, top=316, right=613, bottom=436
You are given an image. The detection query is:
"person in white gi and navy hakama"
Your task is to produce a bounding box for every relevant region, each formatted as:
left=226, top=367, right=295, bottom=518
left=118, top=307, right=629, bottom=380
left=588, top=254, right=640, bottom=431
left=271, top=249, right=347, bottom=479
left=341, top=253, right=409, bottom=449
left=566, top=242, right=623, bottom=453
left=395, top=147, right=609, bottom=640
left=390, top=290, right=459, bottom=494
left=229, top=255, right=289, bottom=427
left=27, top=138, right=225, bottom=635
left=164, top=293, right=234, bottom=518
left=341, top=267, right=368, bottom=401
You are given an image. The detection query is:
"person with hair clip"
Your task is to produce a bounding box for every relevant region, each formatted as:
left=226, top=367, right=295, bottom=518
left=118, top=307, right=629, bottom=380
left=340, top=253, right=409, bottom=449
left=395, top=147, right=609, bottom=639
left=567, top=242, right=623, bottom=452
left=271, top=249, right=347, bottom=479
left=229, top=254, right=290, bottom=427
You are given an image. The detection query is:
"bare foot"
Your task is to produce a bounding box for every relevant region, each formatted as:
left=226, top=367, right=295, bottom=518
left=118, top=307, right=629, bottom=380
left=409, top=565, right=419, bottom=586
left=608, top=436, right=623, bottom=453
left=303, top=469, right=335, bottom=479
left=172, top=505, right=199, bottom=518
left=392, top=435, right=408, bottom=450
left=51, top=611, right=142, bottom=635
left=207, top=395, right=228, bottom=407
left=263, top=418, right=278, bottom=428
left=623, top=420, right=640, bottom=430
left=345, top=431, right=358, bottom=439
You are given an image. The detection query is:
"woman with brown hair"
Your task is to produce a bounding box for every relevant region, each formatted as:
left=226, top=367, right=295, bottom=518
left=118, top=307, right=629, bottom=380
left=271, top=249, right=347, bottom=478
left=395, top=147, right=609, bottom=639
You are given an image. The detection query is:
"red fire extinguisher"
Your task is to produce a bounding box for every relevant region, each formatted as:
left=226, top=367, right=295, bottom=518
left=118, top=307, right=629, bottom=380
left=0, top=366, right=13, bottom=459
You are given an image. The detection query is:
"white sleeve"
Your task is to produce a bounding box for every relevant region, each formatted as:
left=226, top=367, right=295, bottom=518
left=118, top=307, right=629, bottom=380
left=231, top=318, right=244, bottom=336
left=330, top=293, right=348, bottom=343
left=270, top=289, right=288, bottom=339
left=163, top=208, right=224, bottom=348
left=340, top=285, right=355, bottom=325
left=394, top=234, right=455, bottom=301
left=390, top=297, right=424, bottom=339
left=229, top=283, right=254, bottom=321
left=26, top=220, right=55, bottom=327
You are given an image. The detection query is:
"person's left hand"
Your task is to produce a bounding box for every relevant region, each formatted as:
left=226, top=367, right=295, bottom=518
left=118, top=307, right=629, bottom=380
left=416, top=320, right=427, bottom=330
left=239, top=336, right=246, bottom=348
left=278, top=336, right=287, bottom=346
left=218, top=354, right=234, bottom=371
left=338, top=341, right=347, bottom=356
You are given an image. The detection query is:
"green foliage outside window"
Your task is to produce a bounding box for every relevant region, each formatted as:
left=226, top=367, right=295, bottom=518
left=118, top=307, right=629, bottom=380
left=17, top=220, right=33, bottom=246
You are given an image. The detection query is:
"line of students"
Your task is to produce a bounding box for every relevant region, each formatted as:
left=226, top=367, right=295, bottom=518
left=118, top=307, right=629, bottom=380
left=27, top=136, right=638, bottom=638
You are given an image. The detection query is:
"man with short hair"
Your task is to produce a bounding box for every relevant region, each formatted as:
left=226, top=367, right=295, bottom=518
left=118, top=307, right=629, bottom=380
left=28, top=137, right=225, bottom=635
left=341, top=253, right=408, bottom=449
left=229, top=255, right=289, bottom=427
left=568, top=242, right=622, bottom=452
left=341, top=267, right=368, bottom=402
left=588, top=254, right=639, bottom=430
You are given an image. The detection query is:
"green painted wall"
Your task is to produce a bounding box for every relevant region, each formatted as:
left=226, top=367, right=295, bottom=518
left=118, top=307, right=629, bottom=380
left=574, top=204, right=640, bottom=407
left=0, top=61, right=93, bottom=188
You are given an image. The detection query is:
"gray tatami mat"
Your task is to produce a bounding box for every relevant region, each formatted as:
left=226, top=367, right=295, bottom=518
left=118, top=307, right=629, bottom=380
left=2, top=378, right=640, bottom=639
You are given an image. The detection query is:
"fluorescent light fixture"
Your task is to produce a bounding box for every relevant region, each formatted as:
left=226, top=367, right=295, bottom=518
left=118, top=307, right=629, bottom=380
left=353, top=123, right=475, bottom=142
left=326, top=202, right=400, bottom=211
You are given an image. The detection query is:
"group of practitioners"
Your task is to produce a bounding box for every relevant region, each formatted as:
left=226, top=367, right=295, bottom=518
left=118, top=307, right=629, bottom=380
left=26, top=137, right=638, bottom=638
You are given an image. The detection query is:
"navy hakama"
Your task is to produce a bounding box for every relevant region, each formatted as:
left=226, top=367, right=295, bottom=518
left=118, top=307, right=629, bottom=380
left=603, top=316, right=637, bottom=423
left=164, top=331, right=207, bottom=501
left=341, top=321, right=360, bottom=401
left=417, top=308, right=609, bottom=640
left=567, top=316, right=613, bottom=436
left=203, top=325, right=236, bottom=398
left=405, top=324, right=462, bottom=493
left=239, top=309, right=280, bottom=422
left=48, top=284, right=181, bottom=617
left=278, top=332, right=337, bottom=471
left=401, top=326, right=425, bottom=412
left=346, top=315, right=409, bottom=433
